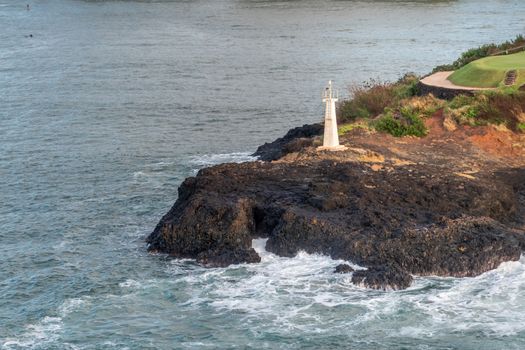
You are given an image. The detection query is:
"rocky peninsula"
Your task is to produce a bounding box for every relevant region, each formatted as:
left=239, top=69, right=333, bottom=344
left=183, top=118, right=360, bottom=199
left=148, top=38, right=525, bottom=290
left=148, top=109, right=525, bottom=290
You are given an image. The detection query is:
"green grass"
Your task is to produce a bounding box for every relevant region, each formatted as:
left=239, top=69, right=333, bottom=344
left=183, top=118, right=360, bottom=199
left=433, top=35, right=525, bottom=73
left=448, top=51, right=525, bottom=88
left=338, top=122, right=369, bottom=136
left=338, top=123, right=358, bottom=136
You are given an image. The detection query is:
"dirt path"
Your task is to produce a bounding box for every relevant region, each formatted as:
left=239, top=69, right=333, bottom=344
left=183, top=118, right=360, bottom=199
left=420, top=71, right=494, bottom=91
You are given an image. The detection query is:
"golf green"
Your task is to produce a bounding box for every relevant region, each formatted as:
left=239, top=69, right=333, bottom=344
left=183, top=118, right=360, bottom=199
left=448, top=51, right=525, bottom=88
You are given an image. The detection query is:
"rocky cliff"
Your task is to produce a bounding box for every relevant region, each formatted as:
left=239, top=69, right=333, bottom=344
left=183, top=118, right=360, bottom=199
left=147, top=115, right=525, bottom=290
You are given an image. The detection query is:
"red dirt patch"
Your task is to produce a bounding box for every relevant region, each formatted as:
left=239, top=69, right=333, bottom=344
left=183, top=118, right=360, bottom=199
left=468, top=126, right=525, bottom=162
left=336, top=110, right=525, bottom=169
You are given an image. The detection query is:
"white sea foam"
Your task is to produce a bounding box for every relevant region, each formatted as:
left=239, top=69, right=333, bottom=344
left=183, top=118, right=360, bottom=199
left=170, top=239, right=366, bottom=332
left=179, top=342, right=217, bottom=348
left=133, top=162, right=175, bottom=180
left=102, top=342, right=129, bottom=350
left=408, top=258, right=525, bottom=337
left=2, top=316, right=63, bottom=350
left=58, top=297, right=90, bottom=317
left=2, top=297, right=92, bottom=350
left=5, top=252, right=525, bottom=349
left=119, top=279, right=142, bottom=289
left=189, top=152, right=257, bottom=173
left=132, top=171, right=162, bottom=187
left=166, top=240, right=525, bottom=340
left=132, top=171, right=147, bottom=179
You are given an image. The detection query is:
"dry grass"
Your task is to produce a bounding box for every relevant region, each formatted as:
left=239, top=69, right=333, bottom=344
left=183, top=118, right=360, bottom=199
left=403, top=94, right=446, bottom=117
left=445, top=91, right=525, bottom=131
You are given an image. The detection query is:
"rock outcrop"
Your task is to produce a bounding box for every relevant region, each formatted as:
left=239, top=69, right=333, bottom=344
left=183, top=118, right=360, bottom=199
left=334, top=264, right=354, bottom=274
left=148, top=121, right=525, bottom=290
left=253, top=123, right=322, bottom=161
left=352, top=266, right=413, bottom=291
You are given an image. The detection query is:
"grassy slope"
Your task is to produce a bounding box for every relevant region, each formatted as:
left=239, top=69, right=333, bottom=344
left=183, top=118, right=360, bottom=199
left=448, top=51, right=525, bottom=88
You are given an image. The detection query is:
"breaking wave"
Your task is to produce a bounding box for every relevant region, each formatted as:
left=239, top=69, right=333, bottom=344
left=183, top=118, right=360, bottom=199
left=163, top=240, right=525, bottom=348
left=4, top=241, right=525, bottom=349
left=189, top=152, right=257, bottom=172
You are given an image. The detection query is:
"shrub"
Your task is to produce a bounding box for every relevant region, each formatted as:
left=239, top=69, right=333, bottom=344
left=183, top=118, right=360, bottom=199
left=395, top=73, right=420, bottom=97
left=338, top=122, right=369, bottom=136
left=375, top=107, right=428, bottom=137
left=477, top=91, right=525, bottom=130
left=449, top=94, right=476, bottom=109
left=338, top=75, right=419, bottom=123
left=339, top=82, right=397, bottom=122
left=404, top=94, right=446, bottom=117
left=445, top=91, right=525, bottom=131
left=445, top=105, right=482, bottom=126
left=338, top=123, right=358, bottom=136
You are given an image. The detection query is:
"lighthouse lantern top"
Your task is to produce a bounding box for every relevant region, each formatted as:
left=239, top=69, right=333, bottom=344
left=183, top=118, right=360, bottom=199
left=322, top=80, right=339, bottom=102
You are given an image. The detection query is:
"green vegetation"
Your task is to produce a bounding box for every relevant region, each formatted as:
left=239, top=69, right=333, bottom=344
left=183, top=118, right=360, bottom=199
left=448, top=51, right=525, bottom=88
left=338, top=122, right=367, bottom=136
left=335, top=37, right=525, bottom=137
left=374, top=107, right=428, bottom=137
left=337, top=118, right=379, bottom=136
left=337, top=75, right=525, bottom=137
left=433, top=35, right=525, bottom=73
left=444, top=90, right=525, bottom=130
left=338, top=74, right=419, bottom=122
left=337, top=75, right=439, bottom=137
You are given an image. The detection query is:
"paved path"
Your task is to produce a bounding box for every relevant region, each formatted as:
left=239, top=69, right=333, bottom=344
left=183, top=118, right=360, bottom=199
left=420, top=71, right=494, bottom=91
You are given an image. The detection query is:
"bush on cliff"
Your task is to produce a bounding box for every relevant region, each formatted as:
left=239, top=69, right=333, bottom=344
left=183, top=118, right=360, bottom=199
left=479, top=91, right=525, bottom=130
left=337, top=122, right=369, bottom=136
left=338, top=79, right=525, bottom=137
left=445, top=90, right=525, bottom=131
left=403, top=94, right=446, bottom=117
left=338, top=74, right=419, bottom=122
left=339, top=81, right=398, bottom=121
left=337, top=74, right=437, bottom=138
left=375, top=106, right=428, bottom=137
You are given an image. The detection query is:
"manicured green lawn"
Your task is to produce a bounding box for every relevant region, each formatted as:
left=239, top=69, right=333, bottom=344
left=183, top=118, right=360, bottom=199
left=448, top=51, right=525, bottom=88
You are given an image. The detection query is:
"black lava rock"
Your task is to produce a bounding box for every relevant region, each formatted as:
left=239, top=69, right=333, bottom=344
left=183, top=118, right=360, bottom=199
left=147, top=126, right=525, bottom=290
left=334, top=264, right=354, bottom=274
left=352, top=266, right=413, bottom=291
left=253, top=123, right=322, bottom=161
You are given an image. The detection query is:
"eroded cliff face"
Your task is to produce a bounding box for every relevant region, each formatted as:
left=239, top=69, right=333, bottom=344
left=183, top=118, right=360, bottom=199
left=148, top=116, right=525, bottom=290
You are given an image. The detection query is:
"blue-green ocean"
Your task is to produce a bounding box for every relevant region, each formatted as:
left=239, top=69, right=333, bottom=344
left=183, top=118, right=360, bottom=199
left=1, top=0, right=525, bottom=348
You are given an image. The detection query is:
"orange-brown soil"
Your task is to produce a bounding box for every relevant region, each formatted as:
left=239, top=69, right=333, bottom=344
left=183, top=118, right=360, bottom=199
left=278, top=110, right=525, bottom=172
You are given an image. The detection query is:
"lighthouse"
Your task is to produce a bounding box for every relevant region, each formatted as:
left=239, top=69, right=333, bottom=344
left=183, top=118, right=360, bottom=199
left=317, top=80, right=347, bottom=151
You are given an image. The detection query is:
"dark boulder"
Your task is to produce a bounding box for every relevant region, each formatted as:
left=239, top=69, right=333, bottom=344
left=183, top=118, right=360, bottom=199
left=352, top=266, right=413, bottom=291
left=197, top=248, right=261, bottom=268
left=334, top=264, right=354, bottom=274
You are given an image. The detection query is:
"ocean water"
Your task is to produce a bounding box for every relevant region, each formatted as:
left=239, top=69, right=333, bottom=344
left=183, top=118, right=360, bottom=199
left=1, top=0, right=525, bottom=348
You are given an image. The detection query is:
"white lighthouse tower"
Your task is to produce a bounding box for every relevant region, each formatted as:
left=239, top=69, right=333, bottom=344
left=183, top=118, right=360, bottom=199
left=317, top=80, right=347, bottom=151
